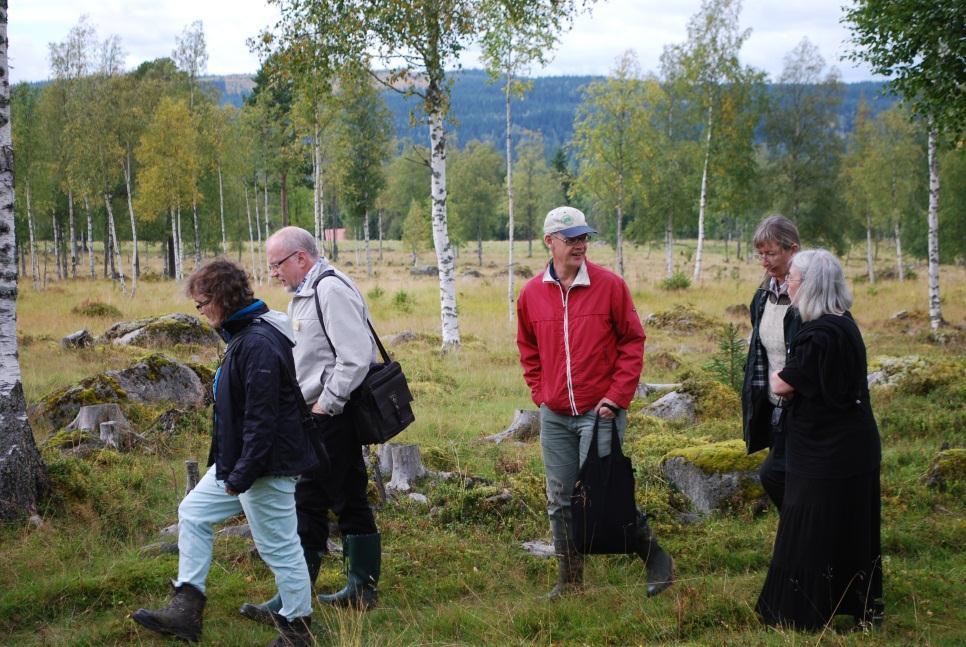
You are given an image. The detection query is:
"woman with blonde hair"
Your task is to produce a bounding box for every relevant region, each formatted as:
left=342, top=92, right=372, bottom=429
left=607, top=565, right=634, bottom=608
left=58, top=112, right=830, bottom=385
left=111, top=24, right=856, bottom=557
left=756, top=249, right=883, bottom=631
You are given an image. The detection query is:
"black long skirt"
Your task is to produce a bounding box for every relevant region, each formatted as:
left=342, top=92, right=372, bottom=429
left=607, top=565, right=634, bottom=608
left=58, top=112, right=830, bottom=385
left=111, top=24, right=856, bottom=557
left=756, top=469, right=883, bottom=631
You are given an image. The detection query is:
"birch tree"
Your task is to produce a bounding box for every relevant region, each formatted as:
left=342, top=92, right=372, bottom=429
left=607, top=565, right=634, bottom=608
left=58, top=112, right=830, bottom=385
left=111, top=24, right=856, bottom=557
left=135, top=97, right=201, bottom=281
left=571, top=50, right=652, bottom=277
left=262, top=0, right=479, bottom=349
left=842, top=101, right=879, bottom=283
left=845, top=0, right=964, bottom=329
left=449, top=140, right=505, bottom=266
left=335, top=68, right=391, bottom=279
left=0, top=0, right=49, bottom=521
left=513, top=133, right=557, bottom=258
left=479, top=0, right=586, bottom=320
left=173, top=20, right=208, bottom=110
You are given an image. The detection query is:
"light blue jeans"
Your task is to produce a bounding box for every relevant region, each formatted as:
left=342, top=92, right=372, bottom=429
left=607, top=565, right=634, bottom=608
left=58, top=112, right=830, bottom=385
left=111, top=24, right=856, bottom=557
left=176, top=465, right=312, bottom=620
left=540, top=405, right=627, bottom=544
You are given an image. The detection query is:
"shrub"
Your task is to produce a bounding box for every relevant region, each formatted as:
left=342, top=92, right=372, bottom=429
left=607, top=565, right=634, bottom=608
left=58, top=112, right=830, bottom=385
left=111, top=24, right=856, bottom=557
left=71, top=300, right=122, bottom=318
left=659, top=272, right=691, bottom=291
left=392, top=290, right=414, bottom=313
left=367, top=286, right=385, bottom=300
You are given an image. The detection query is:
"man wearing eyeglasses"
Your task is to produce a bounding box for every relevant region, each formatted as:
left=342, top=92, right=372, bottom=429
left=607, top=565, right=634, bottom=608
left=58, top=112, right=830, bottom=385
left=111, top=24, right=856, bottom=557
left=240, top=226, right=383, bottom=624
left=741, top=215, right=802, bottom=512
left=516, top=206, right=673, bottom=600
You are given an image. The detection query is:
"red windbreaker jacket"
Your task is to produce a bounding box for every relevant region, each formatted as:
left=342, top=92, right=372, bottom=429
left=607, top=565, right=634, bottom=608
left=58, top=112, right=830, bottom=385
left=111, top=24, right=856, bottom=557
left=516, top=259, right=646, bottom=415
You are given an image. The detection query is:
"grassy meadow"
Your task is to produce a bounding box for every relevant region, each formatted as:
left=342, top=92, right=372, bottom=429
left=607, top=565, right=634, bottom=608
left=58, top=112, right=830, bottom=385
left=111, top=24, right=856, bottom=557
left=2, top=238, right=964, bottom=646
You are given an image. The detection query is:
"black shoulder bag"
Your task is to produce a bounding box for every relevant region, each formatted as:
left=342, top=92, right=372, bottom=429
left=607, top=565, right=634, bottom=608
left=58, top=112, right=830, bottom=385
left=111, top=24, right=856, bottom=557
left=570, top=413, right=639, bottom=554
left=244, top=322, right=331, bottom=475
left=312, top=271, right=415, bottom=444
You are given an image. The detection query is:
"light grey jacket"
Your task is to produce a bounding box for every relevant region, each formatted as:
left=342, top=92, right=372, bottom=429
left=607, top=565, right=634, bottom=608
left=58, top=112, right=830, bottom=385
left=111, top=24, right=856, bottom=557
left=288, top=259, right=377, bottom=415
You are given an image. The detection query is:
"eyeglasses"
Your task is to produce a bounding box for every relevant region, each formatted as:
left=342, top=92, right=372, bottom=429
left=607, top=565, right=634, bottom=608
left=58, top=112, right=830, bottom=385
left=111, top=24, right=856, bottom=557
left=754, top=251, right=783, bottom=261
left=268, top=250, right=299, bottom=271
left=552, top=233, right=591, bottom=246
left=195, top=298, right=211, bottom=311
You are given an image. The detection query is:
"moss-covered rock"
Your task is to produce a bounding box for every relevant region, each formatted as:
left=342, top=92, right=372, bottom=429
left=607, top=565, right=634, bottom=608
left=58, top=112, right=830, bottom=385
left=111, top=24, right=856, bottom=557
left=679, top=370, right=742, bottom=421
left=30, top=374, right=129, bottom=429
left=661, top=440, right=767, bottom=514
left=923, top=448, right=966, bottom=492
left=30, top=354, right=206, bottom=429
left=644, top=304, right=721, bottom=335
left=869, top=355, right=965, bottom=396
left=101, top=312, right=220, bottom=349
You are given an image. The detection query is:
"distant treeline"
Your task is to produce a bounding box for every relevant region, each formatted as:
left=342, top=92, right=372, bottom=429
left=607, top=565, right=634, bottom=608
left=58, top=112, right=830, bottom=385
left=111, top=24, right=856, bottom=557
left=205, top=70, right=898, bottom=155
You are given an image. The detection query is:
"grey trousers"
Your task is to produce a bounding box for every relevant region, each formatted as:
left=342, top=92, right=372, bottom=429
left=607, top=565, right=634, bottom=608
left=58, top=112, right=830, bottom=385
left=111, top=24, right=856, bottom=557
left=539, top=404, right=627, bottom=547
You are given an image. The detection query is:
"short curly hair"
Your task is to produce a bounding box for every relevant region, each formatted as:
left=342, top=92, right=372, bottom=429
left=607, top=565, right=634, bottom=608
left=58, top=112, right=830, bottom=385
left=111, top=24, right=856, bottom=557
left=185, top=259, right=254, bottom=318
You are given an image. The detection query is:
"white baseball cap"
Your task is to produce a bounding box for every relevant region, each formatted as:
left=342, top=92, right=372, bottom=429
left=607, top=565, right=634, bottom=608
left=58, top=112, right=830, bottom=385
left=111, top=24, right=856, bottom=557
left=543, top=206, right=597, bottom=237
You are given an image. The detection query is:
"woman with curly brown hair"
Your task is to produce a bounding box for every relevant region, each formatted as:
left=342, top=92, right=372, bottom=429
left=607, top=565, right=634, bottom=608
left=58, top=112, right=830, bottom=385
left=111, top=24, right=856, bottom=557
left=133, top=259, right=320, bottom=647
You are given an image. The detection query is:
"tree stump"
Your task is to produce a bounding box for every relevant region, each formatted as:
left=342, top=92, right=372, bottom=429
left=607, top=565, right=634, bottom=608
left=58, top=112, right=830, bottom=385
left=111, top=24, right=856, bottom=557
left=185, top=460, right=200, bottom=496
left=67, top=403, right=129, bottom=432
left=99, top=421, right=119, bottom=449
left=485, top=409, right=540, bottom=443
left=385, top=443, right=426, bottom=492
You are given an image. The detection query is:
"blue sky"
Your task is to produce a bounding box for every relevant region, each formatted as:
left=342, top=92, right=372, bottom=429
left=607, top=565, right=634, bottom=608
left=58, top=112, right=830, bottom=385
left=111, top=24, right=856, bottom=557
left=8, top=0, right=880, bottom=84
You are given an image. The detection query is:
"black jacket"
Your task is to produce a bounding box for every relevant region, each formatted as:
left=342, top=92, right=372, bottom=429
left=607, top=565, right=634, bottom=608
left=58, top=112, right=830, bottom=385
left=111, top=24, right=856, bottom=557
left=208, top=301, right=318, bottom=493
left=778, top=313, right=881, bottom=478
left=741, top=283, right=802, bottom=454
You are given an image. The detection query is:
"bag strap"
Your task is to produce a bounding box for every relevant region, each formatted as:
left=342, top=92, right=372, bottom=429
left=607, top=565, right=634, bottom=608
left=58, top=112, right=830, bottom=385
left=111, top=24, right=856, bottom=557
left=586, top=411, right=623, bottom=461
left=311, top=270, right=391, bottom=364
left=244, top=321, right=316, bottom=421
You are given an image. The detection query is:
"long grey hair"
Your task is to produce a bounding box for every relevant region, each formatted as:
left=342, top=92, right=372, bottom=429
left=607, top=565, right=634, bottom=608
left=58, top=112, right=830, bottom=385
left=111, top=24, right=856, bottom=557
left=792, top=249, right=853, bottom=322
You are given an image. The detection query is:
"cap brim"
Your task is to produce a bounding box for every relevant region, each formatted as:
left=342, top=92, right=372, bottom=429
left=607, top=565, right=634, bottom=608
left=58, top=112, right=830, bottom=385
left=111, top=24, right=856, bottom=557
left=558, top=225, right=596, bottom=237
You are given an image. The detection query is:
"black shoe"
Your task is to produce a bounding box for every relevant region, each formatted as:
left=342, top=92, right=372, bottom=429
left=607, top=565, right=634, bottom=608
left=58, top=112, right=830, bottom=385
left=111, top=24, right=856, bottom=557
left=132, top=581, right=206, bottom=642
left=317, top=533, right=380, bottom=610
left=635, top=513, right=674, bottom=597
left=267, top=613, right=313, bottom=647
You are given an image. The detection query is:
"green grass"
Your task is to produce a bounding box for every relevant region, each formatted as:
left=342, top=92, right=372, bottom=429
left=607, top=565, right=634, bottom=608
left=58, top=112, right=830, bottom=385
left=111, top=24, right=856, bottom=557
left=2, top=238, right=964, bottom=645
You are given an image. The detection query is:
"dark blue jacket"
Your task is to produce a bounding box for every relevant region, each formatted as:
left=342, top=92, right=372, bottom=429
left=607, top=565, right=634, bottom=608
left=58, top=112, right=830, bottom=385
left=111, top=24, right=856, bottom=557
left=208, top=301, right=318, bottom=492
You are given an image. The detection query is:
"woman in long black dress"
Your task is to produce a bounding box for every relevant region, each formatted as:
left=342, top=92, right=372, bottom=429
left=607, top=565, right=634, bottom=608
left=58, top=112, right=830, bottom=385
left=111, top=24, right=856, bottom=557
left=755, top=249, right=884, bottom=631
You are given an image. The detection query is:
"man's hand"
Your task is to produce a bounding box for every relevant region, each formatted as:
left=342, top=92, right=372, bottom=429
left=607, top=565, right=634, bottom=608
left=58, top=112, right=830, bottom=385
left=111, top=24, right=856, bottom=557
left=595, top=397, right=620, bottom=419
left=225, top=485, right=240, bottom=496
left=770, top=371, right=794, bottom=397
left=310, top=401, right=329, bottom=416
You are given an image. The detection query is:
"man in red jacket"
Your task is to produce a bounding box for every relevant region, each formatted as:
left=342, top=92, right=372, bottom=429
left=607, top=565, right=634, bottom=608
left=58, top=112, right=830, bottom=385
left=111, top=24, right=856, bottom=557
left=517, top=206, right=673, bottom=599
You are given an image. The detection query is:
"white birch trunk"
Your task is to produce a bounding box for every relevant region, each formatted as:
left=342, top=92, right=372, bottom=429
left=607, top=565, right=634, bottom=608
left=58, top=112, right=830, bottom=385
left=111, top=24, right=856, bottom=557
left=0, top=7, right=48, bottom=517
left=263, top=176, right=270, bottom=240
left=429, top=109, right=460, bottom=348
left=103, top=194, right=126, bottom=294
left=218, top=165, right=227, bottom=256
left=191, top=200, right=201, bottom=268
left=926, top=126, right=942, bottom=329
left=25, top=183, right=38, bottom=289
left=253, top=184, right=263, bottom=284
left=378, top=210, right=383, bottom=261
left=67, top=187, right=77, bottom=279
left=171, top=207, right=182, bottom=281
left=505, top=67, right=516, bottom=323
left=245, top=185, right=257, bottom=283
left=616, top=178, right=625, bottom=278
left=52, top=211, right=62, bottom=281
left=692, top=103, right=713, bottom=283
left=364, top=209, right=372, bottom=278
left=665, top=213, right=674, bottom=278
left=123, top=155, right=138, bottom=295
left=865, top=212, right=875, bottom=284
left=313, top=122, right=322, bottom=247
left=84, top=196, right=95, bottom=279
left=894, top=219, right=904, bottom=282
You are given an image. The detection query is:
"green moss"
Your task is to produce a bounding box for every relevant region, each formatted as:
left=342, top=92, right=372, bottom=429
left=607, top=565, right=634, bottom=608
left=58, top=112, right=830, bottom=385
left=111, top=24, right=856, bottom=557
left=662, top=439, right=765, bottom=474
left=679, top=370, right=741, bottom=420
left=134, top=353, right=178, bottom=380
left=37, top=373, right=129, bottom=428
left=44, top=429, right=95, bottom=449
left=645, top=303, right=719, bottom=333
left=924, top=448, right=966, bottom=491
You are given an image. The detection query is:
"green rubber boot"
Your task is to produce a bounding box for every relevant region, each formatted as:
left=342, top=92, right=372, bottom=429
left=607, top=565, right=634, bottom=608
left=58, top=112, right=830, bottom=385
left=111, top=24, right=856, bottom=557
left=636, top=512, right=674, bottom=597
left=317, top=533, right=381, bottom=610
left=239, top=549, right=324, bottom=627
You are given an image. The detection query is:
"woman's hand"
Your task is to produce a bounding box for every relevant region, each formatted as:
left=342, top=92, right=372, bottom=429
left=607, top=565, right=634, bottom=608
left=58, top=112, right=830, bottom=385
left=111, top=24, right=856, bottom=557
left=770, top=371, right=795, bottom=396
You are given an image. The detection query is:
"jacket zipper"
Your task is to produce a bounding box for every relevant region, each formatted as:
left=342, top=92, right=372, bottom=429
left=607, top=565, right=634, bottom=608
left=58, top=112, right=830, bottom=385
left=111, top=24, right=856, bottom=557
left=556, top=281, right=578, bottom=415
